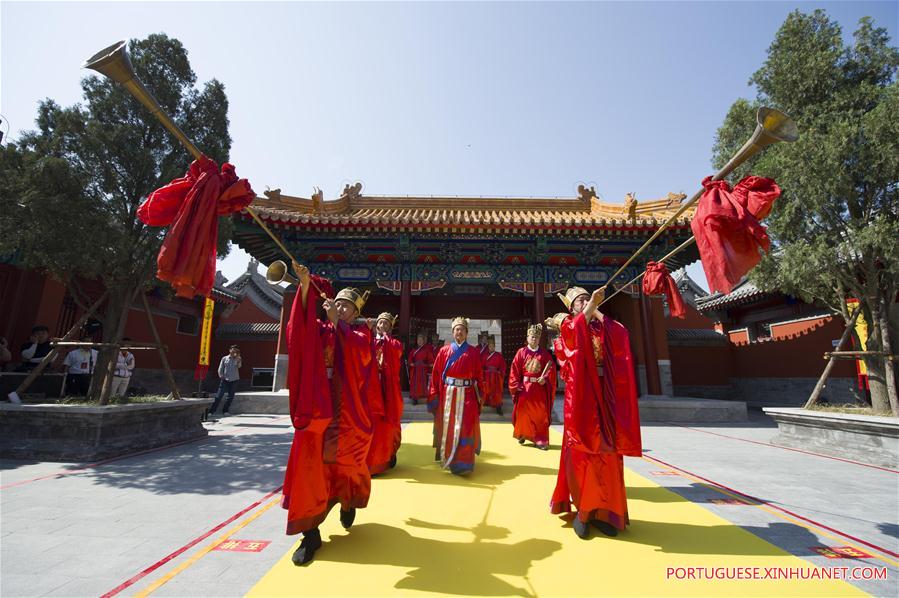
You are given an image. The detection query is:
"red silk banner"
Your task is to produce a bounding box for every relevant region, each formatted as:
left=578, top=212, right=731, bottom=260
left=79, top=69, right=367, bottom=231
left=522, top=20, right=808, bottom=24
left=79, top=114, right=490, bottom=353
left=138, top=156, right=255, bottom=298
left=690, top=176, right=780, bottom=294
left=642, top=261, right=686, bottom=318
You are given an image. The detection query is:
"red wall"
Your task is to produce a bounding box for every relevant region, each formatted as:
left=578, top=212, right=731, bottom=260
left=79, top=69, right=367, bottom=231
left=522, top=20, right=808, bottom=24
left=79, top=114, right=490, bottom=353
left=670, top=345, right=733, bottom=386
left=730, top=317, right=854, bottom=378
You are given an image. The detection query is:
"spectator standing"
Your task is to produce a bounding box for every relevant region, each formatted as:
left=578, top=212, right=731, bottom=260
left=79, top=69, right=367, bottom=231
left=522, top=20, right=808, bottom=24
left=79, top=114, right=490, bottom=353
left=19, top=325, right=52, bottom=371
left=0, top=337, right=12, bottom=371
left=62, top=336, right=99, bottom=396
left=111, top=338, right=136, bottom=398
left=209, top=345, right=241, bottom=416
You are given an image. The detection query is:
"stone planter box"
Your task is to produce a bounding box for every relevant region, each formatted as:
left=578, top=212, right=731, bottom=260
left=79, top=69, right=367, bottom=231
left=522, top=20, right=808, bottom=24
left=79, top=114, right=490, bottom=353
left=0, top=398, right=212, bottom=462
left=763, top=407, right=898, bottom=468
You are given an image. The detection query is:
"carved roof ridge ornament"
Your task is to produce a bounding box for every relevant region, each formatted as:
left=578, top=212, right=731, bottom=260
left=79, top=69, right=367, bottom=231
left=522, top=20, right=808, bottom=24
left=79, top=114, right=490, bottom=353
left=624, top=192, right=638, bottom=224
left=341, top=181, right=363, bottom=201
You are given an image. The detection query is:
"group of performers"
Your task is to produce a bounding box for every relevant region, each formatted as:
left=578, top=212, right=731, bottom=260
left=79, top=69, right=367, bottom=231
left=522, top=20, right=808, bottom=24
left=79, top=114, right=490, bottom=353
left=281, top=268, right=641, bottom=566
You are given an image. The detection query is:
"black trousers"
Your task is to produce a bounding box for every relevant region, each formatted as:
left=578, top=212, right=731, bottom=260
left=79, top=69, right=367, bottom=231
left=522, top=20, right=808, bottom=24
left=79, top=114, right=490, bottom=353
left=66, top=373, right=92, bottom=396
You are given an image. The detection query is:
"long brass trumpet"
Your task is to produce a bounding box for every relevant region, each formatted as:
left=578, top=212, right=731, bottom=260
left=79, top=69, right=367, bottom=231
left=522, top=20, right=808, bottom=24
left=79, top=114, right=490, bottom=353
left=601, top=107, right=799, bottom=293
left=83, top=41, right=324, bottom=297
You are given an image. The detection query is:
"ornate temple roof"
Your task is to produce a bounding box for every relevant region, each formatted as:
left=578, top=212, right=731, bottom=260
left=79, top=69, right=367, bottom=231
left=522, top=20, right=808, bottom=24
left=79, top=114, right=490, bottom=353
left=244, top=184, right=692, bottom=236
left=221, top=260, right=285, bottom=320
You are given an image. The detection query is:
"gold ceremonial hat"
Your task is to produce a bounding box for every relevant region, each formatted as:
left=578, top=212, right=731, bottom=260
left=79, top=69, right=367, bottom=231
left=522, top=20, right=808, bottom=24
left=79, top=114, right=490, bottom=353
left=557, top=286, right=589, bottom=311
left=527, top=323, right=543, bottom=337
left=487, top=335, right=496, bottom=343
left=377, top=312, right=398, bottom=326
left=451, top=316, right=470, bottom=331
left=544, top=312, right=569, bottom=331
left=335, top=287, right=370, bottom=313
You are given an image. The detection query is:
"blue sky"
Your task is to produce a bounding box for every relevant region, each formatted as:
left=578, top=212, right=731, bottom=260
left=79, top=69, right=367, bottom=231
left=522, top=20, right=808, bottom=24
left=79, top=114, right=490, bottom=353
left=2, top=1, right=896, bottom=288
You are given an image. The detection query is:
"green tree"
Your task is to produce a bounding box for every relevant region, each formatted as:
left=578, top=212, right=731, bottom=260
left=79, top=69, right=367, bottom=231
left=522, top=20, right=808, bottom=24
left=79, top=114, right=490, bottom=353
left=712, top=11, right=899, bottom=414
left=0, top=33, right=235, bottom=403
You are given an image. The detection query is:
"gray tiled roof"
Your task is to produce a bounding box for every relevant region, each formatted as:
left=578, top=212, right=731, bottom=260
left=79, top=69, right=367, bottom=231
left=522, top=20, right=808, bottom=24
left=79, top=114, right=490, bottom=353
left=216, top=322, right=280, bottom=339
left=695, top=278, right=768, bottom=311
left=666, top=327, right=729, bottom=346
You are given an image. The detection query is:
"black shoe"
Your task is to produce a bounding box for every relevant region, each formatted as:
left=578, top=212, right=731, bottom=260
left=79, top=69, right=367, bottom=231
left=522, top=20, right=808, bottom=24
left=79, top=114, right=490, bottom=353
left=538, top=444, right=549, bottom=451
left=340, top=508, right=356, bottom=529
left=389, top=455, right=397, bottom=469
left=573, top=517, right=590, bottom=539
left=496, top=406, right=503, bottom=415
left=518, top=437, right=526, bottom=445
left=591, top=519, right=618, bottom=537
left=412, top=399, right=418, bottom=406
left=292, top=529, right=322, bottom=566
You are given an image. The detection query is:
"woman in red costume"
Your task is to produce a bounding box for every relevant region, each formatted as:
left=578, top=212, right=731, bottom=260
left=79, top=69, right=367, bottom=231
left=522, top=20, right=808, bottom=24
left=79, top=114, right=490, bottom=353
left=408, top=332, right=434, bottom=405
left=508, top=324, right=556, bottom=450
left=367, top=312, right=404, bottom=475
left=549, top=287, right=642, bottom=539
left=482, top=335, right=507, bottom=415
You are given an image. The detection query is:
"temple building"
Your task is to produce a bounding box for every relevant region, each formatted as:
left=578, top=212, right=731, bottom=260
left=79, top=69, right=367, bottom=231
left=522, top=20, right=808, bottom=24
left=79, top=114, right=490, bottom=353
left=232, top=183, right=697, bottom=396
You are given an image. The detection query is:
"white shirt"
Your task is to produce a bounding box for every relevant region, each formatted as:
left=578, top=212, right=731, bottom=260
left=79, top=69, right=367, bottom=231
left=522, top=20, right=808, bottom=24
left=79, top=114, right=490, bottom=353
left=63, top=349, right=99, bottom=374
left=115, top=351, right=135, bottom=378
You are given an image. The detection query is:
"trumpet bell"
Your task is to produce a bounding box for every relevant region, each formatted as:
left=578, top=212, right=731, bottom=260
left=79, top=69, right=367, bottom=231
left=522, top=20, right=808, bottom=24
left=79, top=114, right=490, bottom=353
left=717, top=106, right=799, bottom=179
left=757, top=107, right=799, bottom=144
left=266, top=260, right=298, bottom=286
left=83, top=41, right=134, bottom=84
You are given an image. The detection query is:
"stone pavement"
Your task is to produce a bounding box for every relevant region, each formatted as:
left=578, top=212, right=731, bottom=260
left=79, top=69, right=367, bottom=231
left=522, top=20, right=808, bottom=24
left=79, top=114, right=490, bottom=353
left=1, top=411, right=896, bottom=597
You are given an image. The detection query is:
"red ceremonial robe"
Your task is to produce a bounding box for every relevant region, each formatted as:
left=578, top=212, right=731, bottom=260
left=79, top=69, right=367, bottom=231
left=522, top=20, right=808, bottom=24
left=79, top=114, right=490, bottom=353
left=550, top=312, right=642, bottom=529
left=367, top=334, right=404, bottom=474
left=408, top=344, right=435, bottom=401
left=691, top=176, right=781, bottom=294
left=482, top=350, right=507, bottom=408
left=138, top=156, right=255, bottom=298
left=281, top=285, right=375, bottom=535
left=428, top=343, right=485, bottom=475
left=509, top=346, right=557, bottom=445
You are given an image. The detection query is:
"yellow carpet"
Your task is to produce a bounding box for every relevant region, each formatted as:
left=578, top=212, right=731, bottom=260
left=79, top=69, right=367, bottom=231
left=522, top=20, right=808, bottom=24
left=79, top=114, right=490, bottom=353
left=248, top=423, right=862, bottom=597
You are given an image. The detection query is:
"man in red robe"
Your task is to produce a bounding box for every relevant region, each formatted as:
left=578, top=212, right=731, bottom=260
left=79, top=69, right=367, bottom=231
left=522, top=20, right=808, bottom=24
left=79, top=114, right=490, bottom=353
left=477, top=330, right=490, bottom=362
left=408, top=332, right=434, bottom=405
left=367, top=312, right=404, bottom=475
left=482, top=335, right=507, bottom=415
left=549, top=286, right=642, bottom=539
left=509, top=324, right=556, bottom=450
left=429, top=317, right=485, bottom=475
left=281, top=264, right=377, bottom=565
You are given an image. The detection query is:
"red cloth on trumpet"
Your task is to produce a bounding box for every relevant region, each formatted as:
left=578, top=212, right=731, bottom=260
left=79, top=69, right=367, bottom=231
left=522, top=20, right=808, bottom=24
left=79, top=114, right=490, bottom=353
left=690, top=176, right=781, bottom=294
left=138, top=156, right=255, bottom=298
left=642, top=261, right=686, bottom=318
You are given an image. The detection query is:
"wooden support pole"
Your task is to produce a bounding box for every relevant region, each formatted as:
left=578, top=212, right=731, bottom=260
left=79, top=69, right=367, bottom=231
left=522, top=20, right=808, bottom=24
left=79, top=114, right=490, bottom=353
left=141, top=293, right=181, bottom=400
left=51, top=341, right=166, bottom=350
left=804, top=308, right=862, bottom=409
left=9, top=290, right=109, bottom=402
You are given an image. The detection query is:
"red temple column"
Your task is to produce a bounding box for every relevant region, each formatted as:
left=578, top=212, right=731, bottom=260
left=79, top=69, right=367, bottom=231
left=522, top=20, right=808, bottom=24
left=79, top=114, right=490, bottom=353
left=272, top=286, right=296, bottom=392
left=639, top=288, right=662, bottom=395
left=533, top=281, right=546, bottom=347
left=399, top=279, right=411, bottom=339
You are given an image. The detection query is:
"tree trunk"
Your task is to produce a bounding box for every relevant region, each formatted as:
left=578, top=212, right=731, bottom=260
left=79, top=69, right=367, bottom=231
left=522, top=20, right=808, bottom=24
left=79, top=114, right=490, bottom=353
left=863, top=294, right=892, bottom=414
left=876, top=293, right=898, bottom=416
left=89, top=288, right=135, bottom=404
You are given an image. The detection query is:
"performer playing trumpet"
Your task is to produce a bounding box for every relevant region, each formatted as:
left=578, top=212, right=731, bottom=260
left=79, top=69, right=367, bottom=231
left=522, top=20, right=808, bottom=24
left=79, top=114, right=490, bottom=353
left=549, top=287, right=642, bottom=539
